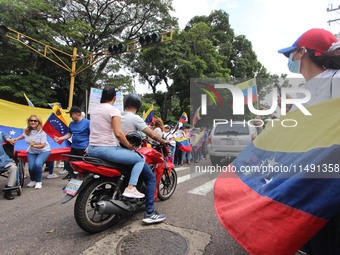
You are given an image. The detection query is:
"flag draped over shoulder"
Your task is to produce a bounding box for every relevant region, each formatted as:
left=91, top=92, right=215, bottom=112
left=192, top=107, right=201, bottom=125
left=24, top=93, right=35, bottom=107
left=142, top=105, right=154, bottom=124
left=42, top=105, right=69, bottom=144
left=175, top=137, right=191, bottom=152
left=179, top=112, right=188, bottom=123
left=214, top=98, right=340, bottom=255
left=235, top=78, right=257, bottom=104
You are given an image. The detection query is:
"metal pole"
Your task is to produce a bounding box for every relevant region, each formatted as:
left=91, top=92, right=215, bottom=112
left=68, top=47, right=77, bottom=109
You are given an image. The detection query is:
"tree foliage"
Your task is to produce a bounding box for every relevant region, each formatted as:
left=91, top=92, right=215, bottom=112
left=0, top=1, right=288, bottom=126
left=132, top=10, right=279, bottom=124
left=0, top=0, right=176, bottom=108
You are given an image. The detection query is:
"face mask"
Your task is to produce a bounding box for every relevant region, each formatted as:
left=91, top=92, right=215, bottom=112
left=287, top=52, right=301, bottom=74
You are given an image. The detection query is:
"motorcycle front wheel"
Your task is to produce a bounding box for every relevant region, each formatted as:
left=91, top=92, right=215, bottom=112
left=158, top=169, right=177, bottom=201
left=74, top=178, right=121, bottom=233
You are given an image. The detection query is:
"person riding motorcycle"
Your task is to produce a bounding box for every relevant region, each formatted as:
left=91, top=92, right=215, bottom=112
left=88, top=87, right=147, bottom=201
left=121, top=93, right=168, bottom=224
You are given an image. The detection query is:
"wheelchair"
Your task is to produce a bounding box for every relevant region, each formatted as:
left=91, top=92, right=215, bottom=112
left=0, top=142, right=25, bottom=196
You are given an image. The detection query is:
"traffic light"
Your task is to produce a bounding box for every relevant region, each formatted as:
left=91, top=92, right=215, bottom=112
left=139, top=32, right=162, bottom=47
left=108, top=43, right=126, bottom=55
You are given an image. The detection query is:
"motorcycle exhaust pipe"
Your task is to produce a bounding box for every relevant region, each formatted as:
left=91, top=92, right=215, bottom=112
left=96, top=200, right=136, bottom=215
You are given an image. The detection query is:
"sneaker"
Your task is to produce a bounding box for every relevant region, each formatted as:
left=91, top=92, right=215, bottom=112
left=35, top=182, right=42, bottom=189
left=47, top=173, right=59, bottom=179
left=143, top=211, right=166, bottom=224
left=58, top=169, right=68, bottom=175
left=27, top=181, right=36, bottom=187
left=122, top=187, right=145, bottom=198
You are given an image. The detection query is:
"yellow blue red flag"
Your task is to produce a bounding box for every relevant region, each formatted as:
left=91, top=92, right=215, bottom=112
left=24, top=93, right=35, bottom=107
left=48, top=102, right=62, bottom=108
left=235, top=78, right=257, bottom=104
left=142, top=105, right=154, bottom=124
left=42, top=105, right=69, bottom=144
left=192, top=107, right=201, bottom=125
left=175, top=136, right=191, bottom=152
left=0, top=99, right=70, bottom=150
left=214, top=98, right=340, bottom=255
left=179, top=112, right=188, bottom=123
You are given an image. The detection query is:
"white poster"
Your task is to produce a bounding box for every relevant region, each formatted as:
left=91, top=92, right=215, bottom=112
left=88, top=88, right=123, bottom=113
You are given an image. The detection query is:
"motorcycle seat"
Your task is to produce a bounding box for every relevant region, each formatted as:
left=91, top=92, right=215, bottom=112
left=63, top=154, right=133, bottom=173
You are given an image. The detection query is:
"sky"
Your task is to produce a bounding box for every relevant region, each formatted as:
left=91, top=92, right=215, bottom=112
left=172, top=0, right=340, bottom=76
left=136, top=0, right=340, bottom=93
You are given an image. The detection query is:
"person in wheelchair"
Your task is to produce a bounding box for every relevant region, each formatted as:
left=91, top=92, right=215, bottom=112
left=0, top=131, right=17, bottom=200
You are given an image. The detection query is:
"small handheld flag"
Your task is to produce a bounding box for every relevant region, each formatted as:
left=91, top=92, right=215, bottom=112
left=42, top=105, right=69, bottom=144
left=235, top=78, right=257, bottom=105
left=192, top=107, right=201, bottom=125
left=142, top=105, right=154, bottom=124
left=24, top=93, right=35, bottom=107
left=179, top=112, right=188, bottom=123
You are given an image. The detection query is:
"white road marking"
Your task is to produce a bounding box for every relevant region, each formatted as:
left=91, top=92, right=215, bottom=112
left=177, top=171, right=205, bottom=184
left=188, top=179, right=217, bottom=196
left=174, top=166, right=190, bottom=172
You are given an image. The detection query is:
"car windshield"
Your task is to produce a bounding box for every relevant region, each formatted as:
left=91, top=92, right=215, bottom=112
left=214, top=124, right=249, bottom=136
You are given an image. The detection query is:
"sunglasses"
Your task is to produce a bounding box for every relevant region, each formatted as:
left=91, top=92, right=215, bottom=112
left=29, top=119, right=38, bottom=123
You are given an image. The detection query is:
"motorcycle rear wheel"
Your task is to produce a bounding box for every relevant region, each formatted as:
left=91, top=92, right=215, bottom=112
left=74, top=178, right=121, bottom=233
left=158, top=169, right=177, bottom=201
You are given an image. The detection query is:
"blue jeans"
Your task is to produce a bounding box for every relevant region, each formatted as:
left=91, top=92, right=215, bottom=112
left=27, top=151, right=51, bottom=182
left=88, top=146, right=144, bottom=186
left=169, top=145, right=176, bottom=163
left=140, top=164, right=156, bottom=214
left=181, top=151, right=192, bottom=162
left=46, top=161, right=54, bottom=174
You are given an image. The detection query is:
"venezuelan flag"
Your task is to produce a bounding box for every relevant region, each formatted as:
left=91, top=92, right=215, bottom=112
left=191, top=131, right=205, bottom=152
left=214, top=98, right=340, bottom=255
left=235, top=78, right=257, bottom=104
left=24, top=93, right=35, bottom=107
left=0, top=99, right=70, bottom=150
left=179, top=112, right=188, bottom=123
left=143, top=105, right=154, bottom=124
left=192, top=107, right=201, bottom=125
left=175, top=137, right=191, bottom=152
left=42, top=105, right=69, bottom=144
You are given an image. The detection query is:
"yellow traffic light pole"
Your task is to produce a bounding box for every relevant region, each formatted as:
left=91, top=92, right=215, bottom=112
left=0, top=26, right=173, bottom=109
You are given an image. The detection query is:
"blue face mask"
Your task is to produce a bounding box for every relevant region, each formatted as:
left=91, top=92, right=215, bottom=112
left=287, top=52, right=301, bottom=74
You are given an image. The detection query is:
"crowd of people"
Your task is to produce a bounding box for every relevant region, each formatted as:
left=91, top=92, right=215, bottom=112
left=158, top=124, right=209, bottom=166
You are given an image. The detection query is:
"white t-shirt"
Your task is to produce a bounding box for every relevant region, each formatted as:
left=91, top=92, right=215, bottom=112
left=291, top=69, right=340, bottom=111
left=23, top=129, right=50, bottom=153
left=163, top=132, right=176, bottom=146
left=89, top=103, right=121, bottom=146
left=154, top=127, right=162, bottom=138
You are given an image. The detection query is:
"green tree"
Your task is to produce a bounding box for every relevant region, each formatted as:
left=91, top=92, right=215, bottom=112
left=0, top=0, right=177, bottom=108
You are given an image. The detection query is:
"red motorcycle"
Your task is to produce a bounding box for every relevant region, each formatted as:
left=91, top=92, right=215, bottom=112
left=61, top=133, right=177, bottom=233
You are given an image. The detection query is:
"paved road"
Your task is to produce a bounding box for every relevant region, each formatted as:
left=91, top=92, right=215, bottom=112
left=0, top=159, right=249, bottom=255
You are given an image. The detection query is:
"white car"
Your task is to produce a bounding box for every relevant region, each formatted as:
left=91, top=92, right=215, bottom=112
left=208, top=121, right=258, bottom=165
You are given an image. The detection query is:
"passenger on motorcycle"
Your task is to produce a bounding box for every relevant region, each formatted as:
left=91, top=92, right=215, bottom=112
left=88, top=87, right=146, bottom=200
left=121, top=93, right=168, bottom=224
